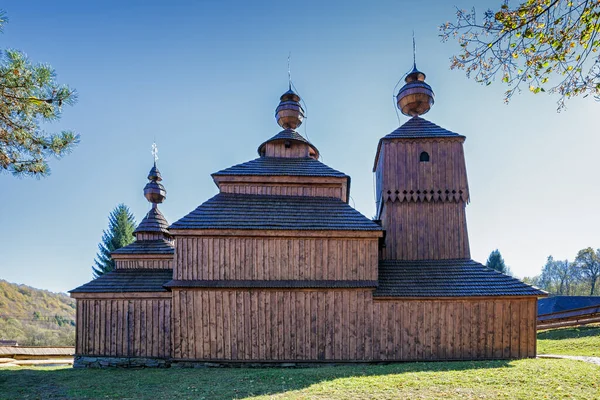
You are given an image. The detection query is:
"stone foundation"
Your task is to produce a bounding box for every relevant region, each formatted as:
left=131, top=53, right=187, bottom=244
left=73, top=356, right=170, bottom=368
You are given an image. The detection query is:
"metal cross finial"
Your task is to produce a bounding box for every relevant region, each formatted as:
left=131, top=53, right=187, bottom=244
left=151, top=142, right=158, bottom=164
left=288, top=52, right=292, bottom=91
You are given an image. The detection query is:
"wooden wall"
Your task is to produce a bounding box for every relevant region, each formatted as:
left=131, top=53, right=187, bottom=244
left=219, top=183, right=344, bottom=200
left=212, top=176, right=348, bottom=202
left=379, top=201, right=470, bottom=260
left=174, top=237, right=379, bottom=281
left=115, top=259, right=173, bottom=270
left=75, top=296, right=171, bottom=358
left=375, top=138, right=469, bottom=204
left=172, top=289, right=537, bottom=361
left=264, top=141, right=311, bottom=158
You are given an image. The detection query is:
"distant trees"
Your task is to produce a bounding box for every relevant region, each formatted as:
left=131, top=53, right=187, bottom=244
left=92, top=204, right=136, bottom=278
left=575, top=248, right=600, bottom=295
left=525, top=247, right=600, bottom=295
left=0, top=11, right=78, bottom=177
left=486, top=249, right=508, bottom=274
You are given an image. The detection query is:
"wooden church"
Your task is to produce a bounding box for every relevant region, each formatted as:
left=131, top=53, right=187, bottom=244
left=70, top=61, right=546, bottom=367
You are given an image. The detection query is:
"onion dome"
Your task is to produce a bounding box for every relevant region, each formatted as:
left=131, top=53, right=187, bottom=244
left=275, top=89, right=305, bottom=129
left=144, top=162, right=166, bottom=205
left=396, top=64, right=435, bottom=117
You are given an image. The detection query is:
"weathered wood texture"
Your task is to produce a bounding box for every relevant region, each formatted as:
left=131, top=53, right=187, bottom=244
left=115, top=259, right=173, bottom=270
left=135, top=233, right=172, bottom=241
left=173, top=237, right=379, bottom=281
left=379, top=201, right=470, bottom=260
left=264, top=141, right=311, bottom=158
left=76, top=297, right=171, bottom=358
left=213, top=176, right=348, bottom=202
left=219, top=183, right=345, bottom=200
left=375, top=138, right=469, bottom=204
left=172, top=289, right=537, bottom=361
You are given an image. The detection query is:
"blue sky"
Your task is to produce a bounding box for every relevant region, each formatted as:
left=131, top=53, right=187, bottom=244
left=1, top=1, right=598, bottom=293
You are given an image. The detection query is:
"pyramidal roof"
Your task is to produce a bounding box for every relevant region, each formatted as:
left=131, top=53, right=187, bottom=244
left=383, top=116, right=465, bottom=139
left=257, top=129, right=319, bottom=156
left=212, top=157, right=346, bottom=178
left=134, top=207, right=170, bottom=235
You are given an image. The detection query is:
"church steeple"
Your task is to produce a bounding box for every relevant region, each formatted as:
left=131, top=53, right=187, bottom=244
left=257, top=86, right=319, bottom=159
left=374, top=55, right=469, bottom=261
left=135, top=144, right=171, bottom=240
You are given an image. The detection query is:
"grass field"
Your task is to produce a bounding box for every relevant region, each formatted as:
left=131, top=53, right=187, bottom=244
left=0, top=358, right=599, bottom=399
left=1, top=326, right=598, bottom=399
left=537, top=325, right=600, bottom=357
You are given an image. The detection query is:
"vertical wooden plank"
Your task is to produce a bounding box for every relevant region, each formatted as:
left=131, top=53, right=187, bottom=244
left=216, top=291, right=224, bottom=359
left=462, top=301, right=471, bottom=359
left=210, top=290, right=218, bottom=359
left=229, top=291, right=238, bottom=360
left=357, top=291, right=365, bottom=360
left=511, top=300, right=520, bottom=358
left=310, top=291, right=318, bottom=360
left=502, top=301, right=511, bottom=358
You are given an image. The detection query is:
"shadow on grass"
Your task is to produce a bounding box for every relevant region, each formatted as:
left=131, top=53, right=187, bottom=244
left=537, top=325, right=600, bottom=340
left=0, top=360, right=513, bottom=400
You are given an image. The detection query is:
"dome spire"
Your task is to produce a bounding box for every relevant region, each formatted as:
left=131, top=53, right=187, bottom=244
left=275, top=57, right=305, bottom=129
left=144, top=142, right=166, bottom=207
left=396, top=34, right=435, bottom=117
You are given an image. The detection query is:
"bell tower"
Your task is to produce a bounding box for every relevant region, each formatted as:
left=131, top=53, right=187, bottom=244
left=374, top=61, right=470, bottom=260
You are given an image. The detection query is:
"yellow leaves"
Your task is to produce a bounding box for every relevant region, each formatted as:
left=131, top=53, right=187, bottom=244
left=512, top=52, right=519, bottom=59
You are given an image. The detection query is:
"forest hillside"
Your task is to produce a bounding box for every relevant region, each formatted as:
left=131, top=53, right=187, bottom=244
left=0, top=280, right=75, bottom=346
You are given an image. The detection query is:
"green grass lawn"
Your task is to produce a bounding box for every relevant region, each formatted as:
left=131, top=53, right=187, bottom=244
left=537, top=325, right=600, bottom=357
left=1, top=359, right=599, bottom=400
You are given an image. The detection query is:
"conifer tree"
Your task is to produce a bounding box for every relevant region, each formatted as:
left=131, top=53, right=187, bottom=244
left=0, top=11, right=78, bottom=177
left=92, top=204, right=136, bottom=278
left=486, top=249, right=508, bottom=274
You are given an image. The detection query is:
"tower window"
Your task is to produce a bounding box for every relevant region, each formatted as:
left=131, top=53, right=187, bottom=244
left=419, top=151, right=430, bottom=162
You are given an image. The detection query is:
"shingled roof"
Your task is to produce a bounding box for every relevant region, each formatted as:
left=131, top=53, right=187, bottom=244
left=134, top=207, right=170, bottom=235
left=170, top=193, right=382, bottom=231
left=112, top=239, right=174, bottom=255
left=257, top=129, right=318, bottom=156
left=70, top=270, right=172, bottom=293
left=538, top=296, right=600, bottom=316
left=374, top=259, right=546, bottom=297
left=212, top=157, right=347, bottom=178
left=383, top=116, right=465, bottom=139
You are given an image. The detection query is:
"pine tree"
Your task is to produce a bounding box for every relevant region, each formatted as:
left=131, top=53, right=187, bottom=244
left=92, top=204, right=136, bottom=278
left=486, top=249, right=507, bottom=274
left=0, top=11, right=78, bottom=177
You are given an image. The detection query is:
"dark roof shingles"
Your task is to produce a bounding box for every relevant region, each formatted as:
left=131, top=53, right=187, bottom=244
left=112, top=239, right=174, bottom=255
left=383, top=116, right=465, bottom=139
left=538, top=296, right=600, bottom=315
left=213, top=157, right=347, bottom=178
left=374, top=259, right=546, bottom=297
left=170, top=193, right=382, bottom=231
left=134, top=207, right=170, bottom=235
left=257, top=129, right=318, bottom=154
left=70, top=270, right=172, bottom=293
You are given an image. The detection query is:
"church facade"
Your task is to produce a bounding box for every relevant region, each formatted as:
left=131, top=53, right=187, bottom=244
left=70, top=63, right=545, bottom=367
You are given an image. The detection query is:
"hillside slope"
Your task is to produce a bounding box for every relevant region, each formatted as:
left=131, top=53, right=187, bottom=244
left=0, top=280, right=75, bottom=346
